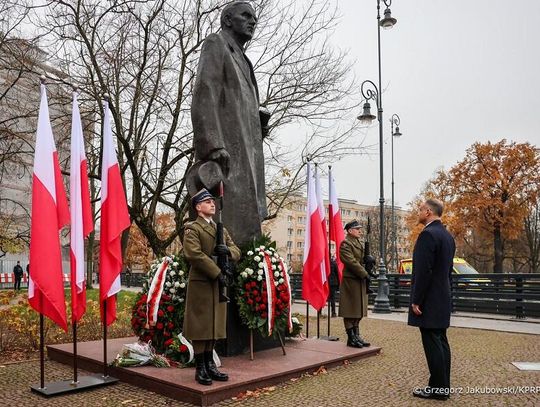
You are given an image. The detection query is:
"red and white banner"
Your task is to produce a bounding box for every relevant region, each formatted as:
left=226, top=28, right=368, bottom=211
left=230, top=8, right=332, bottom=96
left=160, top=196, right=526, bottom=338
left=279, top=259, right=293, bottom=332
left=28, top=83, right=70, bottom=332
left=262, top=253, right=277, bottom=336
left=302, top=162, right=328, bottom=311
left=69, top=91, right=94, bottom=323
left=146, top=258, right=170, bottom=327
left=99, top=99, right=131, bottom=326
left=328, top=167, right=344, bottom=281
left=314, top=165, right=330, bottom=285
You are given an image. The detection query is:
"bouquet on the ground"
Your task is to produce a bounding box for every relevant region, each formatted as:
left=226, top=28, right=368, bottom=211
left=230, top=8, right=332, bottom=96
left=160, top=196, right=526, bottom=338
left=164, top=332, right=195, bottom=366
left=285, top=315, right=303, bottom=338
left=111, top=341, right=170, bottom=368
left=235, top=235, right=293, bottom=338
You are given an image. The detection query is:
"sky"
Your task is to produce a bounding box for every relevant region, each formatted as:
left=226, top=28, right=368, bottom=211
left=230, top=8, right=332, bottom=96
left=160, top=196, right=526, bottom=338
left=316, top=0, right=540, bottom=209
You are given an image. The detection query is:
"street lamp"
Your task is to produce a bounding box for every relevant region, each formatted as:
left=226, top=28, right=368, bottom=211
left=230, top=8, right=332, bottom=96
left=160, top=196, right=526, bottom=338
left=390, top=114, right=402, bottom=274
left=357, top=0, right=398, bottom=314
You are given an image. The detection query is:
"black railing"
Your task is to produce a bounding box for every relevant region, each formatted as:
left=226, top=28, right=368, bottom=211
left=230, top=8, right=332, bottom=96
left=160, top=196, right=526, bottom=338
left=289, top=273, right=540, bottom=319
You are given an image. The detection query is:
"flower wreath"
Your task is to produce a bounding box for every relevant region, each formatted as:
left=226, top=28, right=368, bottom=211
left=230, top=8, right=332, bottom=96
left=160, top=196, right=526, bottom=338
left=131, top=255, right=190, bottom=355
left=235, top=236, right=293, bottom=338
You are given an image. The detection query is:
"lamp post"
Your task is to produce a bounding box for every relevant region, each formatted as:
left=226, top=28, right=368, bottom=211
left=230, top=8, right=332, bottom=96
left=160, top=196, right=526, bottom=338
left=356, top=0, right=397, bottom=313
left=390, top=114, right=402, bottom=274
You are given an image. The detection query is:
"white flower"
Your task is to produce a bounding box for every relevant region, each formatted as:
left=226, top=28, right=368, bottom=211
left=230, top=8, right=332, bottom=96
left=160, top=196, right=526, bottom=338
left=259, top=245, right=265, bottom=250
left=179, top=270, right=184, bottom=276
left=258, top=262, right=264, bottom=269
left=241, top=271, right=248, bottom=278
left=269, top=247, right=275, bottom=252
left=170, top=270, right=176, bottom=277
left=279, top=278, right=284, bottom=284
left=272, top=264, right=277, bottom=270
left=257, top=270, right=263, bottom=276
left=274, top=271, right=279, bottom=278
left=179, top=298, right=184, bottom=303
left=257, top=275, right=263, bottom=281
left=180, top=282, right=186, bottom=289
left=274, top=281, right=278, bottom=286
left=292, top=316, right=299, bottom=324
left=245, top=268, right=254, bottom=275
left=166, top=282, right=172, bottom=287
left=254, top=255, right=261, bottom=262
left=265, top=250, right=271, bottom=255
left=169, top=287, right=176, bottom=293
left=247, top=251, right=254, bottom=256
left=174, top=281, right=180, bottom=288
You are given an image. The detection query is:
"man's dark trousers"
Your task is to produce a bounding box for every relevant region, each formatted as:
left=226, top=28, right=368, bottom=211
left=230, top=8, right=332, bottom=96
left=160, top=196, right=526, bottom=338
left=420, top=327, right=451, bottom=390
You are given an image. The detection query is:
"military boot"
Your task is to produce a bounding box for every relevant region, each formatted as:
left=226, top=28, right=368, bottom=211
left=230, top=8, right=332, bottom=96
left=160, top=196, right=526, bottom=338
left=354, top=326, right=370, bottom=347
left=346, top=327, right=363, bottom=348
left=204, top=351, right=229, bottom=381
left=194, top=353, right=212, bottom=385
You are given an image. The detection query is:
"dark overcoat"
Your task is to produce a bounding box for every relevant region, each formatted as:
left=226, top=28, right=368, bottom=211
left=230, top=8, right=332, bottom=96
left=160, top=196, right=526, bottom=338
left=338, top=235, right=368, bottom=318
left=182, top=216, right=241, bottom=340
left=191, top=30, right=266, bottom=246
left=408, top=220, right=456, bottom=329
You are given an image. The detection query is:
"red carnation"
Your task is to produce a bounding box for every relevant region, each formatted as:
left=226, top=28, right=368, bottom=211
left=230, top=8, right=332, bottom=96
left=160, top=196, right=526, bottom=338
left=158, top=309, right=164, bottom=317
left=261, top=312, right=267, bottom=318
left=164, top=339, right=174, bottom=347
left=180, top=344, right=188, bottom=352
left=156, top=322, right=164, bottom=330
left=138, top=310, right=146, bottom=317
left=245, top=283, right=251, bottom=290
left=141, top=294, right=148, bottom=302
left=162, top=294, right=171, bottom=301
left=164, top=331, right=171, bottom=337
left=168, top=322, right=174, bottom=329
left=255, top=296, right=262, bottom=303
left=251, top=281, right=257, bottom=288
left=260, top=303, right=266, bottom=310
left=247, top=299, right=254, bottom=305
left=252, top=289, right=259, bottom=296
left=167, top=305, right=174, bottom=312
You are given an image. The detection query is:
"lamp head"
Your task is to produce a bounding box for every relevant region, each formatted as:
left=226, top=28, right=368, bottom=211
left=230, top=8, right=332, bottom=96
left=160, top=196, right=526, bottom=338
left=357, top=101, right=377, bottom=124
left=393, top=126, right=402, bottom=137
left=380, top=8, right=397, bottom=29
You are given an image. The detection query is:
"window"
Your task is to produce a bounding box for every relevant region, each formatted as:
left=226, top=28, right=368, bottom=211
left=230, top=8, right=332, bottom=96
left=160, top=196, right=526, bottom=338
left=296, top=241, right=304, bottom=249
left=287, top=215, right=293, bottom=222
left=287, top=241, right=293, bottom=248
left=287, top=228, right=293, bottom=236
left=296, top=229, right=303, bottom=236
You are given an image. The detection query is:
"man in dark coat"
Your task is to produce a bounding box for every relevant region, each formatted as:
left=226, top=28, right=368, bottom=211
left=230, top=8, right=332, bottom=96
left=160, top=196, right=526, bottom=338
left=339, top=221, right=370, bottom=348
left=408, top=198, right=456, bottom=401
left=183, top=189, right=241, bottom=386
left=328, top=256, right=339, bottom=317
left=13, top=261, right=23, bottom=291
left=190, top=1, right=267, bottom=246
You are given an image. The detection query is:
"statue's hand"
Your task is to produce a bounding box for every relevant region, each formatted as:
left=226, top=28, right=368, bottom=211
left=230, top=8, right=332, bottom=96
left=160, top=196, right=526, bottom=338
left=207, top=149, right=230, bottom=176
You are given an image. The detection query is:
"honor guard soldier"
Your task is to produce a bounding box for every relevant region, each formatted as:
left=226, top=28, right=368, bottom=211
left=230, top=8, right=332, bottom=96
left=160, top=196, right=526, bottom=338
left=183, top=188, right=241, bottom=385
left=339, top=220, right=371, bottom=348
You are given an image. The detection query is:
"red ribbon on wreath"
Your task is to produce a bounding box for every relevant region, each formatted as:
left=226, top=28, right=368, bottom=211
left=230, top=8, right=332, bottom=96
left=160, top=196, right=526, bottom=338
left=262, top=252, right=278, bottom=336
left=146, top=258, right=170, bottom=328
left=279, top=259, right=293, bottom=332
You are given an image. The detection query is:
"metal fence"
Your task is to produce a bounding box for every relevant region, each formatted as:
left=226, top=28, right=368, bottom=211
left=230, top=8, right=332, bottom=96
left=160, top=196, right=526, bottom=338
left=289, top=273, right=540, bottom=319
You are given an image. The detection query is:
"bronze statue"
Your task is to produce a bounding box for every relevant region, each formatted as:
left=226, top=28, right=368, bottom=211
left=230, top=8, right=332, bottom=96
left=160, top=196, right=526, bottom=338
left=188, top=1, right=269, bottom=246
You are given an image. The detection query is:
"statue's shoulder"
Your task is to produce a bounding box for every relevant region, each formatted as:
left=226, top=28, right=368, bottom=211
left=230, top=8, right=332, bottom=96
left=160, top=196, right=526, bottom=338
left=203, top=32, right=225, bottom=47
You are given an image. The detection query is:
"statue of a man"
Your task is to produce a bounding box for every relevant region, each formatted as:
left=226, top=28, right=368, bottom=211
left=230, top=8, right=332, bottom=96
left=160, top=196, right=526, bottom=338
left=189, top=1, right=268, bottom=246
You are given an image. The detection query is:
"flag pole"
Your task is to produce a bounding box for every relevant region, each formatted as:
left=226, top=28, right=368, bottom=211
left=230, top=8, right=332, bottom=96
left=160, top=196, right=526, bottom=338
left=327, top=165, right=332, bottom=337
left=39, top=309, right=45, bottom=389
left=305, top=301, right=309, bottom=337
left=72, top=321, right=78, bottom=383
left=103, top=299, right=108, bottom=377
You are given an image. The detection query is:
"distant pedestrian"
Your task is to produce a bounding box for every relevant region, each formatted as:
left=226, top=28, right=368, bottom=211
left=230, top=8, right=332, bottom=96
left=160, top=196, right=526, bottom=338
left=409, top=198, right=456, bottom=401
left=13, top=261, right=23, bottom=291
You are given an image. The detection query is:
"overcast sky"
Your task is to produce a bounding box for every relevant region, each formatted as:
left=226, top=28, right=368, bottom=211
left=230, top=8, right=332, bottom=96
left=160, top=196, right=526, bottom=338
left=318, top=0, right=540, bottom=209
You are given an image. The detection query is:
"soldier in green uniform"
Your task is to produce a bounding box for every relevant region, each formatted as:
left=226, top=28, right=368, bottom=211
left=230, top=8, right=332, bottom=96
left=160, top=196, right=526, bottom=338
left=183, top=188, right=241, bottom=385
left=339, top=220, right=371, bottom=348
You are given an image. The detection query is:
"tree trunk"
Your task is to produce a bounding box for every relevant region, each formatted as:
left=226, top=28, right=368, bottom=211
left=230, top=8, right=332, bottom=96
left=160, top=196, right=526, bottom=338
left=493, top=224, right=504, bottom=273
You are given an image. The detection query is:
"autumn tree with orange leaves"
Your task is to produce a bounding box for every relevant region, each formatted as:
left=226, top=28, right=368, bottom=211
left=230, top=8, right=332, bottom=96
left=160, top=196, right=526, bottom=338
left=408, top=140, right=540, bottom=273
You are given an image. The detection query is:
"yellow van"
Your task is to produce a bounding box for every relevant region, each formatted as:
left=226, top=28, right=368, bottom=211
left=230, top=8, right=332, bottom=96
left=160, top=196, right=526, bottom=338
left=398, top=257, right=479, bottom=275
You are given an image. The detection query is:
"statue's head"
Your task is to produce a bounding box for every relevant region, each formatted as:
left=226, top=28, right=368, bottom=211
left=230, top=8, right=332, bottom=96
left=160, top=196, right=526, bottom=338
left=221, top=1, right=257, bottom=45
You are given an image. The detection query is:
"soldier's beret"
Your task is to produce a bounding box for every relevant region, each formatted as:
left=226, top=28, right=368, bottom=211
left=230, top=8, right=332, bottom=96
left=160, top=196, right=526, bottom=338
left=191, top=188, right=215, bottom=207
left=344, top=220, right=361, bottom=231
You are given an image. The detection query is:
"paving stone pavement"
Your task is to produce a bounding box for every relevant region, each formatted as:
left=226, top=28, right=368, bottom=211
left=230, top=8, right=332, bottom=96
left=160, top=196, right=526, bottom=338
left=1, top=316, right=539, bottom=406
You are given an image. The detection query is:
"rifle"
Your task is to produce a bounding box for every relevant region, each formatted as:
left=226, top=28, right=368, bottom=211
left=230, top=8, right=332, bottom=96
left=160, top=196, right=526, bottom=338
left=364, top=216, right=377, bottom=278
left=214, top=181, right=233, bottom=303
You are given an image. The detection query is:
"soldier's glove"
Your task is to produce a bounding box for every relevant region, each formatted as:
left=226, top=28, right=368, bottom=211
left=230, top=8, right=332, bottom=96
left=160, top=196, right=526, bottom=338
left=217, top=273, right=228, bottom=286
left=215, top=244, right=231, bottom=257
left=364, top=255, right=377, bottom=276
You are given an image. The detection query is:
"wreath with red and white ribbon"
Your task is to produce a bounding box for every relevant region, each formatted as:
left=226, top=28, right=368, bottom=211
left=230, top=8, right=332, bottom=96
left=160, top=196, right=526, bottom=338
left=235, top=238, right=293, bottom=338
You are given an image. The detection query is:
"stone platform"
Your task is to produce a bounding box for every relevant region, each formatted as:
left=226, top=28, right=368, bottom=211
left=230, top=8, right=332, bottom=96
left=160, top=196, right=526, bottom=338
left=47, top=337, right=380, bottom=406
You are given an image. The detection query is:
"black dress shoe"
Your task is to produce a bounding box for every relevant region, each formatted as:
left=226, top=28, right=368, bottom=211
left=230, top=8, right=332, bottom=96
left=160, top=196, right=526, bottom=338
left=204, top=351, right=229, bottom=381
left=346, top=328, right=363, bottom=348
left=194, top=353, right=212, bottom=386
left=413, top=388, right=449, bottom=401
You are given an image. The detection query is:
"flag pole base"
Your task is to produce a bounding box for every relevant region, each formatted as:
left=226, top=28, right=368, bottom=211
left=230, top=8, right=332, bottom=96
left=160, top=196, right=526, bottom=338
left=31, top=373, right=118, bottom=397
left=318, top=335, right=340, bottom=342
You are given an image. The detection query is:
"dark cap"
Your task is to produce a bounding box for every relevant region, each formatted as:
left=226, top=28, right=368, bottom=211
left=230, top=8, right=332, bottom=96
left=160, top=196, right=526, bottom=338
left=191, top=188, right=215, bottom=207
left=344, top=220, right=361, bottom=231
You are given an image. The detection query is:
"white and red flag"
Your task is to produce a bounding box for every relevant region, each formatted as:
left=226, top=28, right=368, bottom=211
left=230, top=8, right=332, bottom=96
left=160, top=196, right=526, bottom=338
left=99, top=99, right=130, bottom=326
left=69, top=91, right=94, bottom=322
left=328, top=166, right=344, bottom=281
left=28, top=83, right=70, bottom=331
left=314, top=165, right=330, bottom=284
left=302, top=163, right=328, bottom=311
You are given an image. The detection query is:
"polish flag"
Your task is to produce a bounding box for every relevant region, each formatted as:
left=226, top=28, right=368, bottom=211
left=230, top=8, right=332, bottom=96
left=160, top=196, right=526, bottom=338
left=314, top=165, right=330, bottom=283
left=302, top=163, right=328, bottom=311
left=28, top=83, right=70, bottom=331
left=99, top=99, right=130, bottom=326
left=69, top=91, right=93, bottom=322
left=328, top=166, right=344, bottom=281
